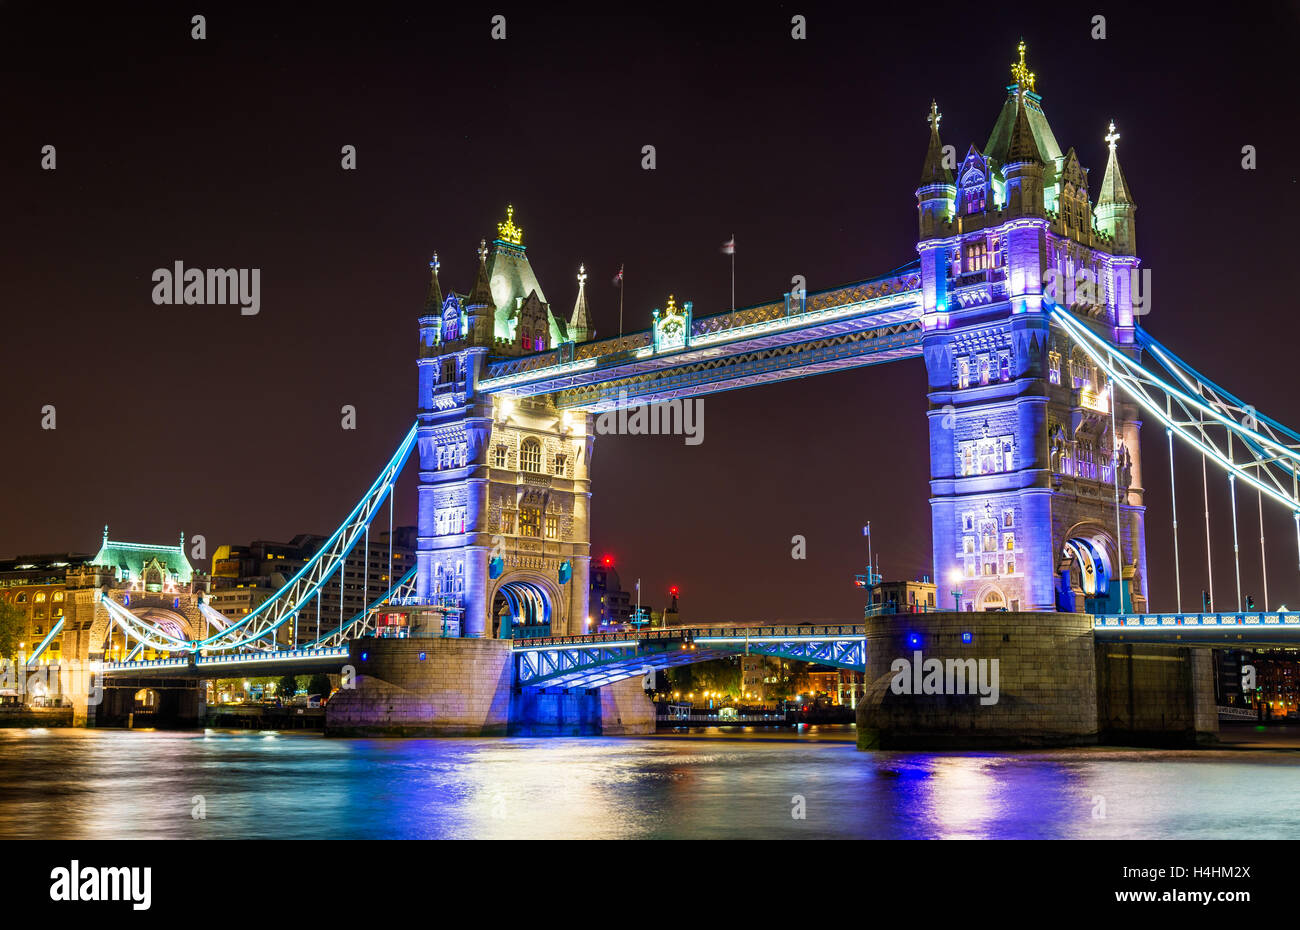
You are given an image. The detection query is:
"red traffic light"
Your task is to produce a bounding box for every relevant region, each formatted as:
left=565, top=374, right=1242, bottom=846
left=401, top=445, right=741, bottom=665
left=602, top=555, right=614, bottom=567
left=669, top=585, right=679, bottom=596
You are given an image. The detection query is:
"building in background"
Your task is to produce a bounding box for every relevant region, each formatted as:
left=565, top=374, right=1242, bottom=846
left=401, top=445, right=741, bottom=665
left=0, top=553, right=94, bottom=666
left=865, top=577, right=938, bottom=615
left=209, top=528, right=417, bottom=645
left=589, top=555, right=632, bottom=629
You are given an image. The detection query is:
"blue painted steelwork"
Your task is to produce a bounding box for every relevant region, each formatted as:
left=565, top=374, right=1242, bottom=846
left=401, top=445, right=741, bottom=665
left=1093, top=612, right=1300, bottom=644
left=513, top=625, right=866, bottom=688
left=26, top=618, right=65, bottom=665
left=102, top=645, right=350, bottom=676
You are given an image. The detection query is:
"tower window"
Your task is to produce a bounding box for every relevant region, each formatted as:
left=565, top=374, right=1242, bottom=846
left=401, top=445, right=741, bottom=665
left=520, top=438, right=542, bottom=473
left=520, top=508, right=541, bottom=538
left=554, top=453, right=568, bottom=476
left=492, top=444, right=507, bottom=468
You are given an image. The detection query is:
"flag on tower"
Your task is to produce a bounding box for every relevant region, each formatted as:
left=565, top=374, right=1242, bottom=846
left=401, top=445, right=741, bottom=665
left=612, top=264, right=624, bottom=287
left=863, top=524, right=871, bottom=537
left=720, top=236, right=735, bottom=255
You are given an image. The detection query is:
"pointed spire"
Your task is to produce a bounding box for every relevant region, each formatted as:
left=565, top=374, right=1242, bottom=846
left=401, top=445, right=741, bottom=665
left=919, top=99, right=953, bottom=186
left=569, top=262, right=591, bottom=341
left=1005, top=87, right=1044, bottom=164
left=468, top=239, right=493, bottom=307
left=424, top=252, right=443, bottom=314
left=1096, top=120, right=1133, bottom=204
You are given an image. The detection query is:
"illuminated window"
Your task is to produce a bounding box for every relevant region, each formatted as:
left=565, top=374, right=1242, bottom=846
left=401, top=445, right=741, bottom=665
left=500, top=511, right=515, bottom=534
left=520, top=439, right=542, bottom=473
left=34, top=593, right=45, bottom=603
left=520, top=508, right=541, bottom=538
left=52, top=592, right=63, bottom=602
left=521, top=327, right=530, bottom=349
left=957, top=358, right=970, bottom=389
left=999, top=355, right=1011, bottom=382
left=1002, top=509, right=1015, bottom=528
left=965, top=240, right=988, bottom=271
left=545, top=515, right=558, bottom=539
left=1048, top=351, right=1061, bottom=385
left=1003, top=533, right=1015, bottom=552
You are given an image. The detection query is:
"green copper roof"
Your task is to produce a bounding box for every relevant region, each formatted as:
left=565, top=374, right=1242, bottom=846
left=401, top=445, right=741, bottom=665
left=985, top=88, right=1063, bottom=179
left=92, top=532, right=193, bottom=583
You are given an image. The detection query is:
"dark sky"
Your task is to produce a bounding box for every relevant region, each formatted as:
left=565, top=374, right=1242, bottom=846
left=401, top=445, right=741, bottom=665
left=3, top=2, right=1298, bottom=621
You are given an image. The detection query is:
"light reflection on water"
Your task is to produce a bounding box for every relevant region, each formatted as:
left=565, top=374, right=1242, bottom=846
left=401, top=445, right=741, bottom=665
left=0, top=726, right=1296, bottom=839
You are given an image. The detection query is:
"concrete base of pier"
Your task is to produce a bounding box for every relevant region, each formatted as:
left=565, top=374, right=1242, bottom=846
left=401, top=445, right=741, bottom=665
left=323, top=637, right=655, bottom=737
left=855, top=611, right=1218, bottom=750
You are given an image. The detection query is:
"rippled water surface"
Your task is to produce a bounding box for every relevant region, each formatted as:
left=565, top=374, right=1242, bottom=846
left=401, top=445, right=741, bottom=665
left=1, top=727, right=1297, bottom=839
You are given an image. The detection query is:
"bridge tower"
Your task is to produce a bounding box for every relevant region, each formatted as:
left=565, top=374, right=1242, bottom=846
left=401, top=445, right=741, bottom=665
left=416, top=209, right=593, bottom=637
left=919, top=42, right=1147, bottom=614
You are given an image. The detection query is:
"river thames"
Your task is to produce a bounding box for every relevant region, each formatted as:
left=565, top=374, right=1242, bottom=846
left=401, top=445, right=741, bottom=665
left=0, top=726, right=1296, bottom=839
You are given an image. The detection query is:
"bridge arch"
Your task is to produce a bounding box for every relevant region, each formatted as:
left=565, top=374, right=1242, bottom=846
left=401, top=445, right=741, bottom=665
left=1058, top=523, right=1116, bottom=608
left=489, top=570, right=562, bottom=639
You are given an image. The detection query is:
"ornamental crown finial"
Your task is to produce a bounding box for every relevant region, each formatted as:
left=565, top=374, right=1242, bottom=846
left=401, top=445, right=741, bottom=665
left=1105, top=120, right=1120, bottom=152
left=577, top=263, right=587, bottom=288
left=927, top=99, right=941, bottom=131
left=497, top=204, right=523, bottom=246
left=1011, top=38, right=1036, bottom=92
left=430, top=251, right=439, bottom=273
left=477, top=239, right=488, bottom=264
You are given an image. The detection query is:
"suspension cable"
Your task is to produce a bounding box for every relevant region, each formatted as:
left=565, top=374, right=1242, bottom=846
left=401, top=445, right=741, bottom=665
left=1201, top=412, right=1215, bottom=611
left=1229, top=429, right=1243, bottom=612
left=1108, top=375, right=1126, bottom=614
left=1258, top=484, right=1268, bottom=611
left=1167, top=422, right=1182, bottom=613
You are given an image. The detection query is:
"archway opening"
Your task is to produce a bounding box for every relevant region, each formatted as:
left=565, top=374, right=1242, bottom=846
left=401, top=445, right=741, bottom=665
left=491, top=581, right=553, bottom=639
left=1063, top=537, right=1111, bottom=597
left=980, top=588, right=1006, bottom=612
left=133, top=688, right=158, bottom=710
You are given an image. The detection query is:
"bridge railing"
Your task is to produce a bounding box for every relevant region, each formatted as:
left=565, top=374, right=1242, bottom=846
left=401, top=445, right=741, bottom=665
left=1094, top=612, right=1300, bottom=629
left=512, top=624, right=866, bottom=647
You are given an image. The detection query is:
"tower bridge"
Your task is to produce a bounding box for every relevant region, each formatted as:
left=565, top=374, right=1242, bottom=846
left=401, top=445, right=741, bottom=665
left=43, top=43, right=1300, bottom=743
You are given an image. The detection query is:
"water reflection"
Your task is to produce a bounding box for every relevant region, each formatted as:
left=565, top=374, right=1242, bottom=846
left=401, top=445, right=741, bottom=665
left=0, top=728, right=1294, bottom=839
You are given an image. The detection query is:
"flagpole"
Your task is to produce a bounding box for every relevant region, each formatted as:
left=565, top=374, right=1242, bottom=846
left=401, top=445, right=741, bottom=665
left=618, top=264, right=625, bottom=336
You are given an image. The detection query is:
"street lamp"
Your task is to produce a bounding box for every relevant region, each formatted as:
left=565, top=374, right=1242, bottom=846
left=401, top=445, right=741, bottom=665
left=948, top=569, right=963, bottom=612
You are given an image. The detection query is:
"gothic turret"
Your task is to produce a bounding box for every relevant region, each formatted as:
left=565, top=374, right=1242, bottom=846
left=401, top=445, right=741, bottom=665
left=1094, top=121, right=1136, bottom=254
left=1002, top=87, right=1045, bottom=216
left=916, top=99, right=956, bottom=239
left=424, top=252, right=443, bottom=314
left=569, top=263, right=592, bottom=343
left=465, top=239, right=496, bottom=344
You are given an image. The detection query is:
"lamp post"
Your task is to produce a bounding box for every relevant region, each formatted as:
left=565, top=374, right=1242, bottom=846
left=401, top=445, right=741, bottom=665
left=948, top=570, right=963, bottom=612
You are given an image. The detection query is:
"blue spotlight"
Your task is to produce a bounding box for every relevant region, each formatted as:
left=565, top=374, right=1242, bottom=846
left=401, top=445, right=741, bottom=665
left=962, top=632, right=973, bottom=644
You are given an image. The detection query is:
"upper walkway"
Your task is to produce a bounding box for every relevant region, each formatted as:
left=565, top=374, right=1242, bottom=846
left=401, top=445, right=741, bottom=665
left=476, top=266, right=923, bottom=411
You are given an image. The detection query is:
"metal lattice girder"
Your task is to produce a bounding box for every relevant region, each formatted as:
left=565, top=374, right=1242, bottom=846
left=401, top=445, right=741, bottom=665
left=512, top=625, right=868, bottom=688
left=92, top=423, right=418, bottom=655
left=1094, top=611, right=1300, bottom=646
left=1049, top=302, right=1300, bottom=514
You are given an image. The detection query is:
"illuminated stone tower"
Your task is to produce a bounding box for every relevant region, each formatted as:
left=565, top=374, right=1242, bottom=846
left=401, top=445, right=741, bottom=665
left=416, top=208, right=593, bottom=637
left=920, top=42, right=1147, bottom=613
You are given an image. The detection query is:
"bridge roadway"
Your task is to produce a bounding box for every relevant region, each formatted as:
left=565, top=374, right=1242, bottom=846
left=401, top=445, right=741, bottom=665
left=100, top=646, right=350, bottom=680
left=93, top=612, right=1300, bottom=687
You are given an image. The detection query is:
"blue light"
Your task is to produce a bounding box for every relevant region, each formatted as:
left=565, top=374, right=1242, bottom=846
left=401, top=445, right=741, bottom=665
left=419, top=652, right=426, bottom=661
left=962, top=632, right=973, bottom=644
left=360, top=651, right=368, bottom=661
left=907, top=633, right=921, bottom=648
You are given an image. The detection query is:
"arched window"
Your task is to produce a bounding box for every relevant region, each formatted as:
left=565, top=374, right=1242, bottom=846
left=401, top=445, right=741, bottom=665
left=521, top=327, right=530, bottom=349
left=520, top=438, right=542, bottom=473
left=492, top=444, right=507, bottom=468
left=34, top=593, right=46, bottom=603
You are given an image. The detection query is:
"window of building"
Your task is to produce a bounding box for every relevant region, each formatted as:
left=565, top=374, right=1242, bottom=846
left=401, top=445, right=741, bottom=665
left=52, top=592, right=63, bottom=602
left=554, top=453, right=567, bottom=476
left=1003, top=533, right=1015, bottom=552
left=957, top=358, right=970, bottom=389
left=999, top=355, right=1012, bottom=382
left=521, top=327, right=530, bottom=349
left=492, top=444, right=507, bottom=468
left=1048, top=351, right=1061, bottom=385
left=965, top=240, right=989, bottom=271
left=34, top=593, right=45, bottom=603
left=500, top=511, right=515, bottom=534
left=520, top=439, right=542, bottom=473
left=520, top=508, right=541, bottom=538
left=545, top=515, right=558, bottom=539
left=1002, top=509, right=1015, bottom=528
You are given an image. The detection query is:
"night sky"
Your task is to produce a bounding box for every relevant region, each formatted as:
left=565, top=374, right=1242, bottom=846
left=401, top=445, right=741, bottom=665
left=3, top=2, right=1298, bottom=621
